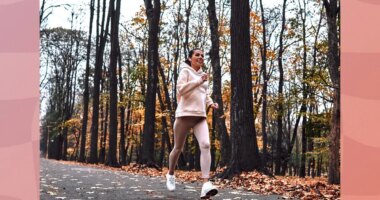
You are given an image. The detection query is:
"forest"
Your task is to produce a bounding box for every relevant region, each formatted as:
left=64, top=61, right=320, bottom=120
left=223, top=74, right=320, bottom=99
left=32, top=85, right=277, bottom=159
left=39, top=0, right=340, bottom=197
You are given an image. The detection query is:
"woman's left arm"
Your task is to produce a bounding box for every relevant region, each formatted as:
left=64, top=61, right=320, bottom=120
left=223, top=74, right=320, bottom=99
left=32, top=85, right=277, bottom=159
left=206, top=95, right=214, bottom=108
left=206, top=95, right=219, bottom=109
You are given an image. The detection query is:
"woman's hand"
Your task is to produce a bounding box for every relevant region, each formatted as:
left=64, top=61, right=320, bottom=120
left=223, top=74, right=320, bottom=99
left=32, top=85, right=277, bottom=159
left=201, top=73, right=208, bottom=82
left=210, top=103, right=219, bottom=109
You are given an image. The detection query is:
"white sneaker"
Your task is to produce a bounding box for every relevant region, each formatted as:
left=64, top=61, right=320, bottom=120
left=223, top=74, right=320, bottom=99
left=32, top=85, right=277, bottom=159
left=166, top=173, right=176, bottom=191
left=200, top=181, right=218, bottom=199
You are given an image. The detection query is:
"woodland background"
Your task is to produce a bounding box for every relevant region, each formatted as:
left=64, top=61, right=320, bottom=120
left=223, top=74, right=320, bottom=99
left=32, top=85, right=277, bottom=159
left=39, top=0, right=340, bottom=197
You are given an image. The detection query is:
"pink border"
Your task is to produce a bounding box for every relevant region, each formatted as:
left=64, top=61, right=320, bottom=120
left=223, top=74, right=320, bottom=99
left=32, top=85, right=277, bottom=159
left=341, top=0, right=380, bottom=199
left=0, top=0, right=40, bottom=199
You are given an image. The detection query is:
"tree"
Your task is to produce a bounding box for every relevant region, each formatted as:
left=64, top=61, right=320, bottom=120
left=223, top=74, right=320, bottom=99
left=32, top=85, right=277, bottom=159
left=207, top=0, right=231, bottom=167
left=293, top=0, right=309, bottom=178
left=40, top=27, right=86, bottom=160
left=139, top=0, right=161, bottom=165
left=221, top=0, right=261, bottom=178
left=259, top=0, right=268, bottom=169
left=88, top=0, right=111, bottom=164
left=275, top=0, right=287, bottom=175
left=322, top=0, right=340, bottom=184
left=99, top=83, right=109, bottom=164
left=79, top=0, right=95, bottom=163
left=40, top=0, right=70, bottom=27
left=107, top=0, right=121, bottom=167
left=183, top=0, right=195, bottom=57
left=118, top=41, right=127, bottom=165
left=157, top=44, right=175, bottom=167
left=40, top=0, right=47, bottom=25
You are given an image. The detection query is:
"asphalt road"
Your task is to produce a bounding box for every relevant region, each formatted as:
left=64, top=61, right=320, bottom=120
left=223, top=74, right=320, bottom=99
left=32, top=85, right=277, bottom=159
left=40, top=158, right=282, bottom=200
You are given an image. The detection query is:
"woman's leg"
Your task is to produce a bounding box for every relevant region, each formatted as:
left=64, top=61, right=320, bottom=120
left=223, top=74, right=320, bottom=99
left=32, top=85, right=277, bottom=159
left=193, top=118, right=211, bottom=179
left=168, top=117, right=194, bottom=175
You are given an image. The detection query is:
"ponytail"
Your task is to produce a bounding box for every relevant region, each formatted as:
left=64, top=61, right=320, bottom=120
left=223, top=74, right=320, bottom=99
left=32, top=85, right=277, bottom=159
left=184, top=59, right=191, bottom=66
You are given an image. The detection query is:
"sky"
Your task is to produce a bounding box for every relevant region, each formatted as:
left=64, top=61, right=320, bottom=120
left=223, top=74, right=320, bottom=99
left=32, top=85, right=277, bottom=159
left=39, top=0, right=303, bottom=116
left=41, top=0, right=280, bottom=29
left=41, top=0, right=142, bottom=28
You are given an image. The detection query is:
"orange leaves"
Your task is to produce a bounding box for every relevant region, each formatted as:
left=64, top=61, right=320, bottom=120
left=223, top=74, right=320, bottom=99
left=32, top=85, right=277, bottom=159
left=63, top=118, right=81, bottom=129
left=131, top=17, right=145, bottom=26
left=266, top=50, right=276, bottom=60
left=250, top=11, right=263, bottom=34
left=121, top=163, right=163, bottom=176
left=218, top=16, right=230, bottom=37
left=250, top=11, right=261, bottom=22
left=212, top=170, right=340, bottom=199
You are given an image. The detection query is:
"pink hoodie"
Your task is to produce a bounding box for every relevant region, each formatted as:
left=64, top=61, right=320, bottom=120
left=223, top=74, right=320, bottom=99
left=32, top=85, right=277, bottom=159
left=175, top=62, right=214, bottom=118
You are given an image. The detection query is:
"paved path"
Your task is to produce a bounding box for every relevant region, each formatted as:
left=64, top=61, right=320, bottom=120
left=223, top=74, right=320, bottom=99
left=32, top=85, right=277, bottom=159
left=40, top=159, right=282, bottom=200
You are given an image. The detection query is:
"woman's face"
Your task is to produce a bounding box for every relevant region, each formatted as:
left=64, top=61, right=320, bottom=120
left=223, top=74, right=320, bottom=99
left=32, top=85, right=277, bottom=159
left=189, top=50, right=204, bottom=69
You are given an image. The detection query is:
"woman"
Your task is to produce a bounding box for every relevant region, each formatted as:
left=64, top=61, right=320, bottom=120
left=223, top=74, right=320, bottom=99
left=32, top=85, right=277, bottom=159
left=166, top=49, right=219, bottom=199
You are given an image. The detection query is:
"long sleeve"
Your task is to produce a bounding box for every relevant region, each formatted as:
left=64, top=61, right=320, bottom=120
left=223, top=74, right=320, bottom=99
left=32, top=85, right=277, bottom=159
left=177, top=69, right=203, bottom=96
left=206, top=95, right=214, bottom=108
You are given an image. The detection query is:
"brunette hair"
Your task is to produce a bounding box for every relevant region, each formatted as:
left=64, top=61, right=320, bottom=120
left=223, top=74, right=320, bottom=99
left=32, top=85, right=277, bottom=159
left=184, top=48, right=202, bottom=66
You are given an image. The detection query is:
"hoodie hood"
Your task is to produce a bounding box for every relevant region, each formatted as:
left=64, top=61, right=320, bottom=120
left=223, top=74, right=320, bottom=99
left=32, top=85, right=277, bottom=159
left=179, top=62, right=204, bottom=74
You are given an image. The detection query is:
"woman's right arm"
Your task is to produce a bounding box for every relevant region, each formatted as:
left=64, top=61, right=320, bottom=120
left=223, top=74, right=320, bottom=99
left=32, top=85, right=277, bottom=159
left=177, top=69, right=204, bottom=96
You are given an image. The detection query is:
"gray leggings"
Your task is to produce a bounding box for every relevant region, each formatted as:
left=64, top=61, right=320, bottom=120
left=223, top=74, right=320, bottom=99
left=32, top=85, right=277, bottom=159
left=168, top=116, right=211, bottom=178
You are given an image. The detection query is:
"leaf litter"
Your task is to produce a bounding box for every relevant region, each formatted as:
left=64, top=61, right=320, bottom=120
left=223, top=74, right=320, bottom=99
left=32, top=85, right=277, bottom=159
left=56, top=160, right=340, bottom=199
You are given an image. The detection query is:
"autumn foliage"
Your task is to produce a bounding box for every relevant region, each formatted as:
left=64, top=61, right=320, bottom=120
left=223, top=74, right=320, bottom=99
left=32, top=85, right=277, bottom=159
left=40, top=0, right=340, bottom=198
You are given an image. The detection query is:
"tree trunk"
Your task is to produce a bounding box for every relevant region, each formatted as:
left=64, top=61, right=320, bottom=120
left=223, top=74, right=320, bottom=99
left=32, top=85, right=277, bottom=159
left=89, top=0, right=111, bottom=164
left=259, top=0, right=268, bottom=169
left=275, top=0, right=287, bottom=176
left=123, top=58, right=133, bottom=163
left=157, top=62, right=173, bottom=166
left=99, top=87, right=106, bottom=164
left=140, top=0, right=161, bottom=165
left=220, top=0, right=261, bottom=178
left=157, top=85, right=171, bottom=167
left=40, top=124, right=48, bottom=158
left=311, top=157, right=315, bottom=178
left=107, top=0, right=121, bottom=167
left=159, top=130, right=166, bottom=167
left=172, top=0, right=181, bottom=115
left=210, top=114, right=216, bottom=171
left=39, top=0, right=46, bottom=24
left=56, top=133, right=63, bottom=160
left=323, top=0, right=340, bottom=185
left=124, top=100, right=132, bottom=163
left=299, top=0, right=308, bottom=178
left=184, top=136, right=191, bottom=169
left=99, top=80, right=109, bottom=164
left=183, top=0, right=194, bottom=57
left=79, top=0, right=95, bottom=163
left=118, top=42, right=126, bottom=165
left=61, top=22, right=78, bottom=160
left=129, top=144, right=134, bottom=163
left=300, top=115, right=307, bottom=177
left=195, top=137, right=201, bottom=171
left=207, top=0, right=231, bottom=168
left=317, top=154, right=322, bottom=177
left=171, top=0, right=187, bottom=169
left=295, top=133, right=300, bottom=175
